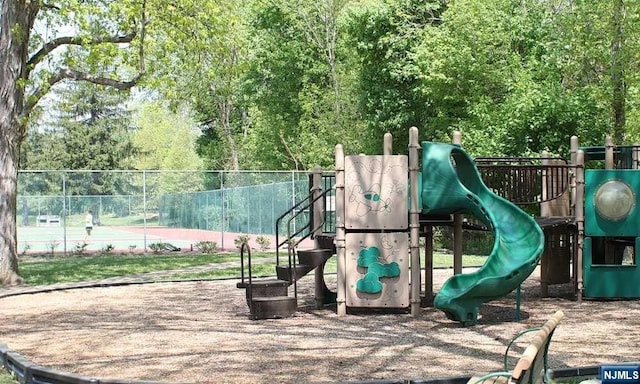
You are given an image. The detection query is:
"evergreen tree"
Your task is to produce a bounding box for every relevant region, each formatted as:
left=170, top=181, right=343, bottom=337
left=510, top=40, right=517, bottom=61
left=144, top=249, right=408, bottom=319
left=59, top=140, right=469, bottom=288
left=22, top=84, right=137, bottom=223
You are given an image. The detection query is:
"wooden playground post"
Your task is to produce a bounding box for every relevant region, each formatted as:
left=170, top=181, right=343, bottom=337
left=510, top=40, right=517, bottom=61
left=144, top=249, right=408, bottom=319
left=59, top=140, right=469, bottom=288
left=311, top=166, right=325, bottom=309
left=384, top=132, right=393, bottom=156
left=570, top=136, right=579, bottom=296
left=604, top=135, right=615, bottom=264
left=575, top=149, right=585, bottom=302
left=540, top=151, right=550, bottom=297
left=335, top=144, right=347, bottom=316
left=605, top=135, right=615, bottom=169
left=452, top=131, right=463, bottom=275
left=541, top=150, right=550, bottom=217
left=570, top=136, right=579, bottom=217
left=409, top=127, right=422, bottom=315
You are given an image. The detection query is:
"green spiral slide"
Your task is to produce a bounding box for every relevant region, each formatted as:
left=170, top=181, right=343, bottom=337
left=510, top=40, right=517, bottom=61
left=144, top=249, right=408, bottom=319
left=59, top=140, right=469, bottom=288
left=421, top=142, right=544, bottom=326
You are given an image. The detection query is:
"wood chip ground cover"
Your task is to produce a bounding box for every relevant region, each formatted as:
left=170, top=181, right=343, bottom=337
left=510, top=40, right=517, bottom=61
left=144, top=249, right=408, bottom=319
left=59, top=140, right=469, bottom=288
left=0, top=269, right=638, bottom=384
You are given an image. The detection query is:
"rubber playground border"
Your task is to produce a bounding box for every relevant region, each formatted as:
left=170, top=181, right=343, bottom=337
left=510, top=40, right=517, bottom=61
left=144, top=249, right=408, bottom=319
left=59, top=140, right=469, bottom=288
left=0, top=280, right=623, bottom=384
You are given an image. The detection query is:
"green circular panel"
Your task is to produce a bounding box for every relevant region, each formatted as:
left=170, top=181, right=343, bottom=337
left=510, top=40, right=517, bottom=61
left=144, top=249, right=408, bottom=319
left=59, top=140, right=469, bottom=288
left=594, top=180, right=635, bottom=221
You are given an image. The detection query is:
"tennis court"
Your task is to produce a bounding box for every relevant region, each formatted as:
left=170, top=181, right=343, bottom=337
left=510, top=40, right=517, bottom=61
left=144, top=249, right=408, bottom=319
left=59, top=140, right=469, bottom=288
left=17, top=225, right=312, bottom=254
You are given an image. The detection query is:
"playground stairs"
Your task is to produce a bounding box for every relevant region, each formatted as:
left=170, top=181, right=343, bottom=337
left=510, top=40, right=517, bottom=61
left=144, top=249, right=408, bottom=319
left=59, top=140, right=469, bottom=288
left=239, top=247, right=334, bottom=320
left=237, top=177, right=337, bottom=320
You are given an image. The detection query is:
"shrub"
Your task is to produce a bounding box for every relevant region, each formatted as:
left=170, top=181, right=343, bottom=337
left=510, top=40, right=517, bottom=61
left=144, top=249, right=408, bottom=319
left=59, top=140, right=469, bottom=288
left=72, top=241, right=88, bottom=255
left=194, top=241, right=218, bottom=253
left=234, top=234, right=251, bottom=249
left=47, top=240, right=60, bottom=256
left=102, top=244, right=115, bottom=254
left=20, top=242, right=31, bottom=257
left=256, top=236, right=271, bottom=251
left=149, top=242, right=165, bottom=254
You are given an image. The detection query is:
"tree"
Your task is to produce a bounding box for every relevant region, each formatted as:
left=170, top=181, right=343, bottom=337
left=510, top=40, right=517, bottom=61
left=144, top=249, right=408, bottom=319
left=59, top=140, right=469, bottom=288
left=244, top=0, right=365, bottom=170
left=57, top=84, right=135, bottom=173
left=132, top=102, right=203, bottom=172
left=24, top=83, right=135, bottom=172
left=132, top=102, right=204, bottom=195
left=20, top=83, right=137, bottom=224
left=144, top=0, right=250, bottom=171
left=0, top=1, right=145, bottom=285
left=410, top=0, right=612, bottom=156
left=344, top=0, right=447, bottom=152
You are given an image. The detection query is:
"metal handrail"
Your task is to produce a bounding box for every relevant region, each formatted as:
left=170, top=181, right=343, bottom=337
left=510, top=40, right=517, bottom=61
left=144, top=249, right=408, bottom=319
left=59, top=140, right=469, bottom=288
left=275, top=187, right=331, bottom=264
left=240, top=242, right=253, bottom=308
left=282, top=192, right=329, bottom=299
left=238, top=182, right=332, bottom=290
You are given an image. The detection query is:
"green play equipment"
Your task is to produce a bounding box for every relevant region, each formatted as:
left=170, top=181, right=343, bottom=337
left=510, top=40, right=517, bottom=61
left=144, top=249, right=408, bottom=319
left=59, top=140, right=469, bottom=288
left=582, top=168, right=640, bottom=298
left=240, top=127, right=574, bottom=323
left=420, top=142, right=545, bottom=325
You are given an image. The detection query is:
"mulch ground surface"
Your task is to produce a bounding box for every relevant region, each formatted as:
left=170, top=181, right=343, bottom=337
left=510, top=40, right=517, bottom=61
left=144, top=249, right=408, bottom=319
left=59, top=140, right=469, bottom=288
left=1, top=268, right=638, bottom=383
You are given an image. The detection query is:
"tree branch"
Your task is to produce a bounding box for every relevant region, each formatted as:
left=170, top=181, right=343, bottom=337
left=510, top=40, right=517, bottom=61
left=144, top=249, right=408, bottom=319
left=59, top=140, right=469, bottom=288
left=279, top=130, right=301, bottom=171
left=23, top=68, right=141, bottom=118
left=139, top=0, right=147, bottom=74
left=40, top=2, right=61, bottom=11
left=60, top=68, right=142, bottom=89
left=27, top=32, right=137, bottom=69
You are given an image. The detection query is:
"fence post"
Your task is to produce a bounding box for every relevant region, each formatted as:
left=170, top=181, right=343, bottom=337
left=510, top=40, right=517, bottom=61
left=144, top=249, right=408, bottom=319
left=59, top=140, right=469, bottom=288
left=259, top=183, right=263, bottom=234
left=271, top=182, right=275, bottom=235
left=291, top=171, right=296, bottom=234
left=221, top=172, right=225, bottom=250
left=143, top=170, right=147, bottom=252
left=63, top=172, right=67, bottom=256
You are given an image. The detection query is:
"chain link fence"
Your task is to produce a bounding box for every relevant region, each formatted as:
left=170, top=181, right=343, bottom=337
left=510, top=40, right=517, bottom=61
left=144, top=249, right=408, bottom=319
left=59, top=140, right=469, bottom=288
left=18, top=170, right=312, bottom=253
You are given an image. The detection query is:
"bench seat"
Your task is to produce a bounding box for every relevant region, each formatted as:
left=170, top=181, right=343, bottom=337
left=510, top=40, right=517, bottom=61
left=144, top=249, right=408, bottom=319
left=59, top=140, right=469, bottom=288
left=468, top=310, right=565, bottom=384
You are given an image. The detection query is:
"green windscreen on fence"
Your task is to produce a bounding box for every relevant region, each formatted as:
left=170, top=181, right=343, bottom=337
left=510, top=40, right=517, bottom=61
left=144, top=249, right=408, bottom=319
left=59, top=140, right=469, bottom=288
left=157, top=177, right=311, bottom=236
left=16, top=170, right=313, bottom=253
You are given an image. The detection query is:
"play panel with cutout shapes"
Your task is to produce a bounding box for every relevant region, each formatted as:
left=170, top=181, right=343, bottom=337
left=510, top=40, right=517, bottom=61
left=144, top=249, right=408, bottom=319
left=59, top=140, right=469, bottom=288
left=345, top=232, right=409, bottom=308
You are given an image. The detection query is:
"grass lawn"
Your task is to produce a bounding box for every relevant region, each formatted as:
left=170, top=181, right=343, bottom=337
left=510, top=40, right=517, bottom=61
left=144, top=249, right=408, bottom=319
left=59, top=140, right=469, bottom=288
left=18, top=252, right=274, bottom=285
left=16, top=251, right=487, bottom=286
left=163, top=252, right=488, bottom=280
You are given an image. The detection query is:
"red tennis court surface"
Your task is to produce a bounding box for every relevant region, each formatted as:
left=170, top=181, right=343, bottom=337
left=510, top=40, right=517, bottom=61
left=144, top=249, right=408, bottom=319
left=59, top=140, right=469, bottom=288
left=116, top=226, right=314, bottom=251
left=17, top=225, right=315, bottom=254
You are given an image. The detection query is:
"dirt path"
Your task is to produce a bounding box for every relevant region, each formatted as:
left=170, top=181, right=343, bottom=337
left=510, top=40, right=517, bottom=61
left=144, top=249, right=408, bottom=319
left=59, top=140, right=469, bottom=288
left=1, top=269, right=639, bottom=384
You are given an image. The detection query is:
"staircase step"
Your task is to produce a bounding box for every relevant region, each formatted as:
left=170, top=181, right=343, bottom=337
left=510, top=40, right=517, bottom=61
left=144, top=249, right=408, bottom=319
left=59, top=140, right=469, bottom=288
left=316, top=235, right=336, bottom=253
left=245, top=279, right=290, bottom=301
left=250, top=296, right=297, bottom=320
left=297, top=248, right=333, bottom=266
left=276, top=264, right=314, bottom=281
left=246, top=278, right=290, bottom=288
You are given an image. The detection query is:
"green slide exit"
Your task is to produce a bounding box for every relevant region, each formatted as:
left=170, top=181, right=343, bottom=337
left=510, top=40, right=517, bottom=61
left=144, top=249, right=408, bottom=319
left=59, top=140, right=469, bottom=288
left=421, top=142, right=544, bottom=325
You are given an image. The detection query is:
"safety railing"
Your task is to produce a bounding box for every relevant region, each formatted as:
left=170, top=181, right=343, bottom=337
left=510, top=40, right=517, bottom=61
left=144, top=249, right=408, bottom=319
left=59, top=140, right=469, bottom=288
left=475, top=157, right=571, bottom=206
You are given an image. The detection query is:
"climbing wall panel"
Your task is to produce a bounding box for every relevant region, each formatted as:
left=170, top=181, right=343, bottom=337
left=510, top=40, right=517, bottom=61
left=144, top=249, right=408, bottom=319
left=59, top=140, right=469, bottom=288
left=345, top=232, right=410, bottom=308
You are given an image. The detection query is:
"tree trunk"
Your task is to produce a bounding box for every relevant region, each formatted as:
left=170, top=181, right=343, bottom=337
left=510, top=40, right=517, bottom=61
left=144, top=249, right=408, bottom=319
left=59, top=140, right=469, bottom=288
left=611, top=0, right=626, bottom=143
left=0, top=134, right=23, bottom=285
left=0, top=1, right=35, bottom=285
left=220, top=99, right=240, bottom=171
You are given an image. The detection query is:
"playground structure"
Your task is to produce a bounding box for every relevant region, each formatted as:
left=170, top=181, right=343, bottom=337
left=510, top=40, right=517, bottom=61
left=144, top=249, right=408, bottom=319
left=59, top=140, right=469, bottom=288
left=237, top=127, right=640, bottom=324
